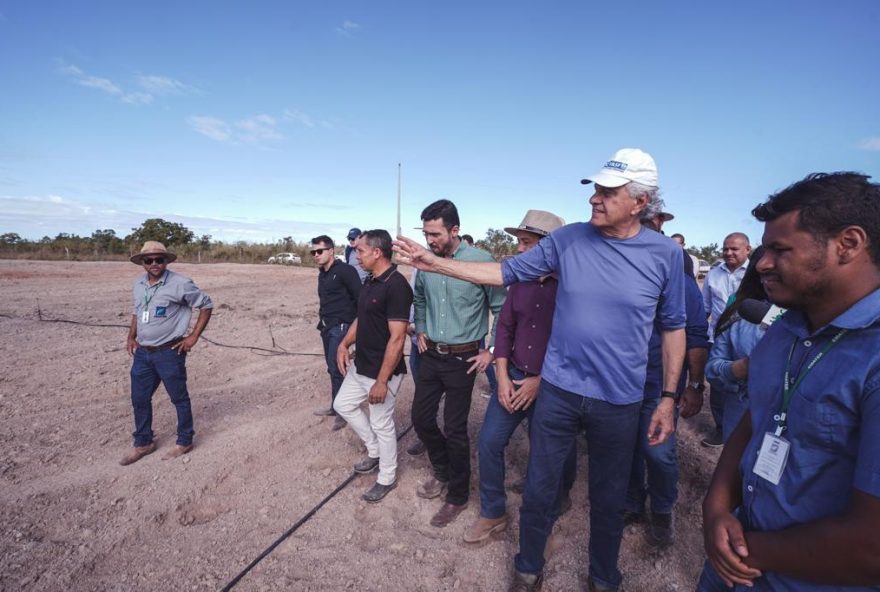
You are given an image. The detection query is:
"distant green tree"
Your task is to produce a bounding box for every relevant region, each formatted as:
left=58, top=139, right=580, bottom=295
left=91, top=229, right=125, bottom=254
left=199, top=234, right=212, bottom=248
left=475, top=228, right=516, bottom=261
left=126, top=218, right=194, bottom=247
left=0, top=232, right=22, bottom=246
left=688, top=243, right=721, bottom=263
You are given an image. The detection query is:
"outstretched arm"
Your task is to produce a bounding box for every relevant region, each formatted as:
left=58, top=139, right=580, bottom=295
left=393, top=235, right=504, bottom=286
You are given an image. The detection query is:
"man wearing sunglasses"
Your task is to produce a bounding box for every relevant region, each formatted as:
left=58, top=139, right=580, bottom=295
left=311, top=234, right=362, bottom=430
left=121, top=241, right=213, bottom=466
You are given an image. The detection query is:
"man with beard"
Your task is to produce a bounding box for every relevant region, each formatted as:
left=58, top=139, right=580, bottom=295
left=411, top=199, right=507, bottom=528
left=121, top=241, right=213, bottom=465
left=394, top=149, right=686, bottom=591
left=699, top=172, right=880, bottom=591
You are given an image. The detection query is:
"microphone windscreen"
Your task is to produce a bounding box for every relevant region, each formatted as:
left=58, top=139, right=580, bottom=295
left=739, top=299, right=772, bottom=325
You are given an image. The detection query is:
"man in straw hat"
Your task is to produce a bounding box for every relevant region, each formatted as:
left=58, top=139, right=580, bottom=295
left=121, top=241, right=213, bottom=465
left=462, top=209, right=577, bottom=545
left=394, top=148, right=687, bottom=591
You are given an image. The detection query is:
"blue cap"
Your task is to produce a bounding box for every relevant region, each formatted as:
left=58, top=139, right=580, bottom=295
left=347, top=228, right=362, bottom=240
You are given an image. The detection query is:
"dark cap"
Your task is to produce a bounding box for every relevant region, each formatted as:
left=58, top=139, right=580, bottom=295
left=347, top=228, right=362, bottom=240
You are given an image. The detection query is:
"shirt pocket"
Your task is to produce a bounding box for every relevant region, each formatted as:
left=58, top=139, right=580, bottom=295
left=789, top=394, right=859, bottom=468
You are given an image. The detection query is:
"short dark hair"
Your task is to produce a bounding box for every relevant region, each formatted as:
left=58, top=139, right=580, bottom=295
left=421, top=199, right=460, bottom=230
left=461, top=234, right=474, bottom=245
left=752, top=172, right=880, bottom=263
left=310, top=235, right=334, bottom=248
left=361, top=229, right=393, bottom=260
left=671, top=233, right=685, bottom=241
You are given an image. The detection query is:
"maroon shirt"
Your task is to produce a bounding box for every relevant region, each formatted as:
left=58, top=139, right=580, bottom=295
left=493, top=275, right=557, bottom=375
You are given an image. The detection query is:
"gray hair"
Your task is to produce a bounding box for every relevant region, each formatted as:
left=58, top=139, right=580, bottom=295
left=628, top=182, right=663, bottom=220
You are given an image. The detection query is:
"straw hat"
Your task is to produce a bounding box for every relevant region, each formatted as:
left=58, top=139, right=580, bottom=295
left=504, top=210, right=566, bottom=238
left=130, top=241, right=178, bottom=265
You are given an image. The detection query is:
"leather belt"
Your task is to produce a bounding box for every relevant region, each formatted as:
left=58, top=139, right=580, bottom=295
left=139, top=337, right=183, bottom=352
left=425, top=338, right=480, bottom=355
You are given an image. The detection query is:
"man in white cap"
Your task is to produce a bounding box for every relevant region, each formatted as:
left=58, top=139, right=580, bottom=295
left=394, top=148, right=686, bottom=591
left=463, top=209, right=577, bottom=545
left=121, top=241, right=213, bottom=465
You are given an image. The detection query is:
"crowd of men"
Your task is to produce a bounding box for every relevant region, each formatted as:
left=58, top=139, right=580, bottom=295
left=117, top=148, right=880, bottom=592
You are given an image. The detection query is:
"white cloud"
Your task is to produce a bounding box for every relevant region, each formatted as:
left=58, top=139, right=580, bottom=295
left=188, top=116, right=233, bottom=142
left=336, top=20, right=361, bottom=36
left=189, top=113, right=289, bottom=145
left=137, top=74, right=198, bottom=96
left=283, top=108, right=315, bottom=128
left=858, top=137, right=880, bottom=151
left=59, top=62, right=194, bottom=106
left=236, top=114, right=285, bottom=142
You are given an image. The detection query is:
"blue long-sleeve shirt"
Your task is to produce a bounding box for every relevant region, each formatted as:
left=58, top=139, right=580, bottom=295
left=705, top=317, right=767, bottom=398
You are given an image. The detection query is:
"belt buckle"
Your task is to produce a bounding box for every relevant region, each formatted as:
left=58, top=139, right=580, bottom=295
left=435, top=342, right=450, bottom=355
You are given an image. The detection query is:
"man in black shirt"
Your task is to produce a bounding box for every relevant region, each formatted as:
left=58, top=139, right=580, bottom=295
left=335, top=229, right=413, bottom=502
left=310, top=234, right=362, bottom=431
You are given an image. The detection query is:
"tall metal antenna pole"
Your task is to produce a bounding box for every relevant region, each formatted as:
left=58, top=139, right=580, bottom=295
left=396, top=163, right=402, bottom=237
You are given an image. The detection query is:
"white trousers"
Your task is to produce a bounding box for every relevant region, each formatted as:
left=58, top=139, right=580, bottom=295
left=333, top=364, right=402, bottom=486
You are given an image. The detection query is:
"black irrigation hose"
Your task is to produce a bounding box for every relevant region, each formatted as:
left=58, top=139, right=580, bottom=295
left=221, top=423, right=415, bottom=591
left=4, top=308, right=419, bottom=585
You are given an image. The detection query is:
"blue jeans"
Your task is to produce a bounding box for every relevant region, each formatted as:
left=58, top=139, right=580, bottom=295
left=320, top=323, right=349, bottom=407
left=130, top=346, right=194, bottom=447
left=515, top=380, right=641, bottom=591
left=479, top=337, right=498, bottom=395
left=626, top=396, right=679, bottom=515
left=722, top=391, right=749, bottom=443
left=479, top=366, right=576, bottom=519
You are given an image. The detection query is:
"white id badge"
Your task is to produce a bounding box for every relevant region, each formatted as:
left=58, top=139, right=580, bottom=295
left=141, top=310, right=150, bottom=323
left=752, top=433, right=790, bottom=485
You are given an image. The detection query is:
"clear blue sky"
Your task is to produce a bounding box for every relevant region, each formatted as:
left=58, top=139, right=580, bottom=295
left=1, top=1, right=878, bottom=249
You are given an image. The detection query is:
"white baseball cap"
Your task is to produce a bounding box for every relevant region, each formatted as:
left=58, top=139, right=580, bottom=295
left=580, top=148, right=658, bottom=188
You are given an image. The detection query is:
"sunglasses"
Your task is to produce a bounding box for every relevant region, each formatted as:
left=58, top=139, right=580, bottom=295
left=309, top=248, right=330, bottom=256
left=142, top=257, right=166, bottom=265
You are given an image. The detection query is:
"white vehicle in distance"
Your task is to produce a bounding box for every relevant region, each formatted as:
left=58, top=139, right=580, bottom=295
left=267, top=252, right=302, bottom=265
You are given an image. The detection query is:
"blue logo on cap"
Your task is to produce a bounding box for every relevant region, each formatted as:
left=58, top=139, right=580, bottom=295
left=604, top=160, right=628, bottom=171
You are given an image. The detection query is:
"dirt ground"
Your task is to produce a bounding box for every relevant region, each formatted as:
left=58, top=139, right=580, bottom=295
left=0, top=259, right=721, bottom=591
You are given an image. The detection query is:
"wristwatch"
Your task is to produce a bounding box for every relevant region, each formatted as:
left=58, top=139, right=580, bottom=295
left=660, top=390, right=679, bottom=401
left=688, top=381, right=706, bottom=393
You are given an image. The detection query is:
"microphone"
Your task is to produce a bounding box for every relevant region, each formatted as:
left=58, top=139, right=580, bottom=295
left=739, top=299, right=786, bottom=328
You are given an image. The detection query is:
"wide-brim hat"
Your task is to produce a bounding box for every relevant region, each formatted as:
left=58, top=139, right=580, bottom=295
left=130, top=241, right=178, bottom=265
left=504, top=210, right=566, bottom=238
left=657, top=212, right=675, bottom=222
left=580, top=148, right=658, bottom=188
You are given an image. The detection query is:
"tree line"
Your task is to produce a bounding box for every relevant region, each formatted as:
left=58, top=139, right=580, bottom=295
left=0, top=218, right=316, bottom=265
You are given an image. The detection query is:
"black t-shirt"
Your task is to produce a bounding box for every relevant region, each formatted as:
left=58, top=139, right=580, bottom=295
left=355, top=265, right=413, bottom=379
left=316, top=259, right=362, bottom=329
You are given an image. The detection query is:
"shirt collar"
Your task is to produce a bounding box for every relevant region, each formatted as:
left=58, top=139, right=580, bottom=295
left=451, top=240, right=467, bottom=259
left=779, top=287, right=880, bottom=337
left=724, top=260, right=749, bottom=274
left=368, top=264, right=397, bottom=284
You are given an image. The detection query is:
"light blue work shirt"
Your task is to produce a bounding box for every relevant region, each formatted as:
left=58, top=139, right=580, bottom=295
left=706, top=317, right=768, bottom=399
left=132, top=269, right=213, bottom=346
left=501, top=222, right=686, bottom=405
left=736, top=288, right=880, bottom=591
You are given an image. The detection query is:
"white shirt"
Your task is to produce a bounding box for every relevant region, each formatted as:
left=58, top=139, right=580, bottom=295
left=702, top=260, right=748, bottom=341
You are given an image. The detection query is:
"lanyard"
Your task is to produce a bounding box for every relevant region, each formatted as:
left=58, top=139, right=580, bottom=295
left=776, top=328, right=847, bottom=436
left=143, top=281, right=162, bottom=310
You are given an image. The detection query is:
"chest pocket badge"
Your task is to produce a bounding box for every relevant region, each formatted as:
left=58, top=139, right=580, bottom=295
left=155, top=306, right=168, bottom=318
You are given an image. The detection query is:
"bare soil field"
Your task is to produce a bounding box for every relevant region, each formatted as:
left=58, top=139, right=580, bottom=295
left=0, top=259, right=720, bottom=591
